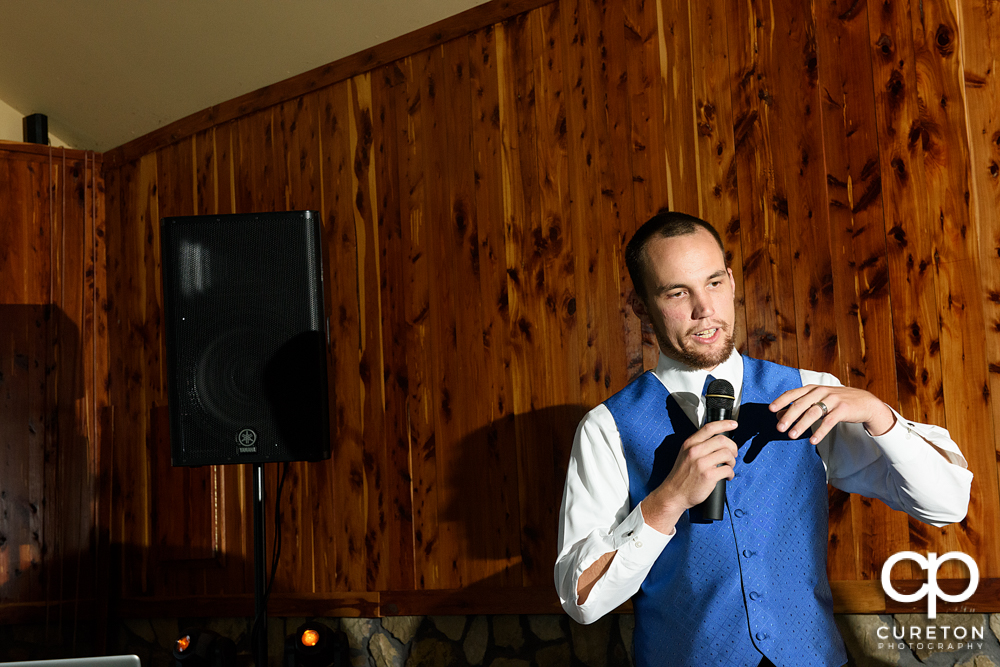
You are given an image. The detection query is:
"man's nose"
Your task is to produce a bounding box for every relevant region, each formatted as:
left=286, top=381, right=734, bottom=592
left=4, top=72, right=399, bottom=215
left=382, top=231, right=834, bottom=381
left=691, top=291, right=715, bottom=319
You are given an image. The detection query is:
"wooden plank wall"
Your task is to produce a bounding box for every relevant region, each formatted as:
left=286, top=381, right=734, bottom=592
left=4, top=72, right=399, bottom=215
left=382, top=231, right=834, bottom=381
left=0, top=143, right=108, bottom=626
left=96, top=0, right=1000, bottom=614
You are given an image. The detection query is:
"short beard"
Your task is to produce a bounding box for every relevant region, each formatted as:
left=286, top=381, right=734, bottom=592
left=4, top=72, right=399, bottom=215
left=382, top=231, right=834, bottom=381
left=655, top=326, right=735, bottom=370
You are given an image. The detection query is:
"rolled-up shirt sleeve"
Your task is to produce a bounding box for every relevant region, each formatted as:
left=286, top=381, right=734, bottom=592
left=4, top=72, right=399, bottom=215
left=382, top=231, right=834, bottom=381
left=805, top=370, right=972, bottom=527
left=554, top=404, right=672, bottom=624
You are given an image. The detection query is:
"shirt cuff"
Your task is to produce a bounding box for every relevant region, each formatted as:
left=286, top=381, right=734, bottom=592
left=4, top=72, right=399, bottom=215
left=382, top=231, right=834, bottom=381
left=606, top=503, right=673, bottom=565
left=866, top=405, right=929, bottom=466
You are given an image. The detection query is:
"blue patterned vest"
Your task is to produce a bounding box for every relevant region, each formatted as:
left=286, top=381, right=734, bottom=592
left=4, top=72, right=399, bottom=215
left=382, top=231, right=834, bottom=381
left=604, top=356, right=846, bottom=667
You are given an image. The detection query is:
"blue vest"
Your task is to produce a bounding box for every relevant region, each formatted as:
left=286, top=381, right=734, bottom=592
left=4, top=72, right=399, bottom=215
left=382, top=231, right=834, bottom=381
left=604, top=356, right=846, bottom=667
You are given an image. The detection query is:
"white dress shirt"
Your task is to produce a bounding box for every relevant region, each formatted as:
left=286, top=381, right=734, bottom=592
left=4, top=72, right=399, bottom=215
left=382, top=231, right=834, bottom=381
left=554, top=350, right=973, bottom=624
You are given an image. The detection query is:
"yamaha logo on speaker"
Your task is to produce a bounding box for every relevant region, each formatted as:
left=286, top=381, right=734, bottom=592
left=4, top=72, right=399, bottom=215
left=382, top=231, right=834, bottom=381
left=238, top=428, right=258, bottom=454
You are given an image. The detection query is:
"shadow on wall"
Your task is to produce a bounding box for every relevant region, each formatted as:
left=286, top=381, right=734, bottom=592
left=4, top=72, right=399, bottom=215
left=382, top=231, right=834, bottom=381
left=438, top=404, right=590, bottom=590
left=0, top=304, right=99, bottom=657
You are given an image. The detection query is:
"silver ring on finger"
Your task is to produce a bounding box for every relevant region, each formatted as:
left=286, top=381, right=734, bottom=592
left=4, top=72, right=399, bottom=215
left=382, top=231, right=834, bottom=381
left=813, top=401, right=829, bottom=419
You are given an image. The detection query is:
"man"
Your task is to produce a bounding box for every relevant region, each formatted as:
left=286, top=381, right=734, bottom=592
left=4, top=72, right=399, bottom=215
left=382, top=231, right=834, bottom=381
left=554, top=211, right=972, bottom=667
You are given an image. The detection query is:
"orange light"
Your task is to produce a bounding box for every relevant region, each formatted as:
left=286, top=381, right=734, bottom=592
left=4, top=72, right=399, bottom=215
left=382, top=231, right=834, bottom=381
left=300, top=629, right=320, bottom=647
left=176, top=635, right=192, bottom=652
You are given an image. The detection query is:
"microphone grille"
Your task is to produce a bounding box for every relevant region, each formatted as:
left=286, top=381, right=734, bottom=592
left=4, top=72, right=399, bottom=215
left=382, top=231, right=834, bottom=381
left=706, top=378, right=735, bottom=411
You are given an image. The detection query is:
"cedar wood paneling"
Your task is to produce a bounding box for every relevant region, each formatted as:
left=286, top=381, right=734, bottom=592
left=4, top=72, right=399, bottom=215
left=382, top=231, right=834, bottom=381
left=103, top=0, right=1000, bottom=614
left=0, top=144, right=108, bottom=631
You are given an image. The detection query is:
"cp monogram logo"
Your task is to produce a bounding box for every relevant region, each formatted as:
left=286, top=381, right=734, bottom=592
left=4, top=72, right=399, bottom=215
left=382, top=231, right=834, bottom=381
left=881, top=551, right=979, bottom=619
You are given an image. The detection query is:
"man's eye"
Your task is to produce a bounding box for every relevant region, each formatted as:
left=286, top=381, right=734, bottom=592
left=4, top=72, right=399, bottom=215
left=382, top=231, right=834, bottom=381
left=667, top=291, right=685, bottom=298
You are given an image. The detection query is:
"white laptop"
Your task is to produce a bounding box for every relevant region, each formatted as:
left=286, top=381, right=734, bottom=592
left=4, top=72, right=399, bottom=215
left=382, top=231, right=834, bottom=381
left=0, top=657, right=141, bottom=667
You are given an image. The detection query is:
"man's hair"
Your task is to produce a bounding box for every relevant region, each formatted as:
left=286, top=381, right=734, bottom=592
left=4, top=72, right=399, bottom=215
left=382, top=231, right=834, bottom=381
left=625, top=210, right=725, bottom=302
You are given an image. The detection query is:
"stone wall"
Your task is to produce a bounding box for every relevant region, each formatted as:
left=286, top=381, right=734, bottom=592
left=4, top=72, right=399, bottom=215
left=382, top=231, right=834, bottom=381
left=837, top=614, right=1000, bottom=667
left=7, top=613, right=1000, bottom=666
left=113, top=614, right=633, bottom=667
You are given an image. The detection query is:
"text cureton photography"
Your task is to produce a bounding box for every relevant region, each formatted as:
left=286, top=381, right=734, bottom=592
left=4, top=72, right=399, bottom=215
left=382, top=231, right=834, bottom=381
left=876, top=623, right=984, bottom=652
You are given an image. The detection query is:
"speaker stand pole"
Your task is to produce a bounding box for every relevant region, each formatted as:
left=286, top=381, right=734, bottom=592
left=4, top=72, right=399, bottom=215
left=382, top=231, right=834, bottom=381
left=253, top=462, right=268, bottom=667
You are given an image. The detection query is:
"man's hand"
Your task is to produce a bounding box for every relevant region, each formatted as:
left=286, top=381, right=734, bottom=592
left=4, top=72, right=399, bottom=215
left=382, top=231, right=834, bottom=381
left=577, top=420, right=737, bottom=603
left=640, top=420, right=739, bottom=534
left=769, top=385, right=896, bottom=445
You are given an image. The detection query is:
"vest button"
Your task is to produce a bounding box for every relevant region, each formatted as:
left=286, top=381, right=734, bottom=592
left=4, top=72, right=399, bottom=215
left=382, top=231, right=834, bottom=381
left=749, top=591, right=761, bottom=601
left=733, top=509, right=746, bottom=518
left=755, top=631, right=769, bottom=641
left=742, top=549, right=755, bottom=558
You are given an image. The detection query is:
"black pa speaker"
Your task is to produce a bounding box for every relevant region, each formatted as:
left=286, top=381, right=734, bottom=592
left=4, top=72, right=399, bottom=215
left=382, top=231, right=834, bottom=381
left=160, top=211, right=330, bottom=466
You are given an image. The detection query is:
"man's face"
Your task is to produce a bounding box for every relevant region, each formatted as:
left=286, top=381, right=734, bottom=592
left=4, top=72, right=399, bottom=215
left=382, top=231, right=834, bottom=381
left=635, top=228, right=737, bottom=370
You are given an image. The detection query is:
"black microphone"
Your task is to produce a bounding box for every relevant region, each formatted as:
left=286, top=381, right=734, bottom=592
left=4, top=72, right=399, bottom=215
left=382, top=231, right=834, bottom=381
left=689, top=378, right=736, bottom=524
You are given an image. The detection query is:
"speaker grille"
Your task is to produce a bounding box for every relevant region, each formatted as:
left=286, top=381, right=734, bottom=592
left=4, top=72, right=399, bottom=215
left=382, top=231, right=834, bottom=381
left=161, top=211, right=329, bottom=466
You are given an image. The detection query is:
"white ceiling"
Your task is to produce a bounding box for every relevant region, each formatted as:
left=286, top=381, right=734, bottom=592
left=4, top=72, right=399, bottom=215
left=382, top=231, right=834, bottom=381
left=0, top=0, right=487, bottom=152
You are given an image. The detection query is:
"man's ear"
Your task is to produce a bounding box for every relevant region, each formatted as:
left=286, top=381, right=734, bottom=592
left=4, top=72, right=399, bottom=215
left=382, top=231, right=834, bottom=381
left=628, top=288, right=650, bottom=322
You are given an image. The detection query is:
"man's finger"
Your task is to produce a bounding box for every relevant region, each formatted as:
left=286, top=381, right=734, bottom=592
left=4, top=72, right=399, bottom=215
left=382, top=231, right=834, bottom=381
left=786, top=402, right=829, bottom=439
left=689, top=435, right=738, bottom=464
left=695, top=450, right=736, bottom=482
left=769, top=385, right=813, bottom=413
left=777, top=389, right=829, bottom=433
left=690, top=420, right=738, bottom=443
left=806, top=405, right=843, bottom=444
left=709, top=450, right=737, bottom=471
